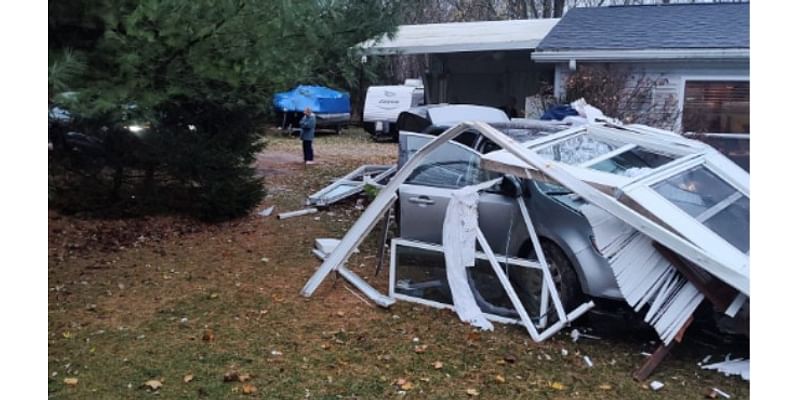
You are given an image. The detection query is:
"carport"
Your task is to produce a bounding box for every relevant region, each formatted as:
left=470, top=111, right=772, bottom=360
left=358, top=19, right=559, bottom=113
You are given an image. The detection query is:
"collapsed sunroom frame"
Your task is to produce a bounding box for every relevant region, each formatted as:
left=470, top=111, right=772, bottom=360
left=301, top=119, right=748, bottom=328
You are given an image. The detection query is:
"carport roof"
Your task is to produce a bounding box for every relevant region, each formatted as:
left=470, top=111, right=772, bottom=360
left=359, top=18, right=560, bottom=55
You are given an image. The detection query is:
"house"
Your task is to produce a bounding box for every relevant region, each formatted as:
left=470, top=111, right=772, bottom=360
left=532, top=3, right=749, bottom=168
left=359, top=19, right=560, bottom=115
left=359, top=4, right=749, bottom=168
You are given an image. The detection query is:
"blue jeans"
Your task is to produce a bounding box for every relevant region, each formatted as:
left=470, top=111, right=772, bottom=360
left=303, top=140, right=314, bottom=161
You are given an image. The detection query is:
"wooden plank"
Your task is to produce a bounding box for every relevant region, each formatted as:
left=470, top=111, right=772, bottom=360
left=633, top=316, right=693, bottom=381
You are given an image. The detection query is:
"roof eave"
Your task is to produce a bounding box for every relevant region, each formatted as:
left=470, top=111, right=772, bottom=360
left=530, top=48, right=749, bottom=62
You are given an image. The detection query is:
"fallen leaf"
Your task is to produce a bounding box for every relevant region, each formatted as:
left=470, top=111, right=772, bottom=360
left=495, top=374, right=506, bottom=384
left=401, top=381, right=414, bottom=390
left=209, top=293, right=219, bottom=299
left=336, top=311, right=345, bottom=317
left=223, top=371, right=239, bottom=382
left=63, top=378, right=78, bottom=386
left=599, top=384, right=612, bottom=390
left=238, top=373, right=252, bottom=382
left=504, top=354, right=517, bottom=364
left=202, top=329, right=215, bottom=342
left=550, top=382, right=565, bottom=390
left=242, top=383, right=257, bottom=394
left=466, top=388, right=479, bottom=396
left=183, top=374, right=193, bottom=383
left=414, top=345, right=428, bottom=353
left=433, top=361, right=443, bottom=369
left=144, top=379, right=162, bottom=390
left=466, top=331, right=480, bottom=342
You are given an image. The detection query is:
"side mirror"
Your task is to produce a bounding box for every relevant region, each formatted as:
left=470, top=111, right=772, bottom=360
left=499, top=174, right=524, bottom=198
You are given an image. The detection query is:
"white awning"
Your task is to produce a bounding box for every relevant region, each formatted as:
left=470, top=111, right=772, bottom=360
left=359, top=19, right=560, bottom=55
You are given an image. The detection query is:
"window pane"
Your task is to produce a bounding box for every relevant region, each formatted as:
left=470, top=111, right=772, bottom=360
left=537, top=134, right=618, bottom=165
left=652, top=165, right=749, bottom=253
left=590, top=148, right=674, bottom=176
left=682, top=81, right=749, bottom=134
left=652, top=166, right=736, bottom=217
left=703, top=196, right=750, bottom=253
left=407, top=141, right=480, bottom=188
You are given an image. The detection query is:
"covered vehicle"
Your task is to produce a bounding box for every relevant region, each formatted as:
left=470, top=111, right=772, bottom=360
left=273, top=85, right=351, bottom=134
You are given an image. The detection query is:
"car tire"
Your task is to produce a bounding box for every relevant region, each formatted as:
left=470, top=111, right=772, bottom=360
left=510, top=240, right=582, bottom=323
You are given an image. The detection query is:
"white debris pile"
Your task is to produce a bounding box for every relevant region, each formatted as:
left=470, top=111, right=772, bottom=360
left=701, top=358, right=750, bottom=381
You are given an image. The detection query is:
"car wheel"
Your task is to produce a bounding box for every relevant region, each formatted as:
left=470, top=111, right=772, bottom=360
left=510, top=240, right=582, bottom=323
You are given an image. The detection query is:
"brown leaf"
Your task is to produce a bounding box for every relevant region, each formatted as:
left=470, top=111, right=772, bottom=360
left=63, top=378, right=78, bottom=386
left=223, top=371, right=239, bottom=382
left=414, top=344, right=428, bottom=353
left=202, top=329, right=215, bottom=342
left=503, top=354, right=517, bottom=364
left=238, top=373, right=252, bottom=382
left=242, top=383, right=257, bottom=395
left=401, top=381, right=414, bottom=391
left=183, top=374, right=194, bottom=383
left=336, top=310, right=345, bottom=317
left=549, top=382, right=565, bottom=391
left=144, top=379, right=163, bottom=390
left=433, top=361, right=443, bottom=369
left=495, top=374, right=506, bottom=384
left=599, top=384, right=612, bottom=390
left=466, top=331, right=481, bottom=342
left=466, top=388, right=479, bottom=396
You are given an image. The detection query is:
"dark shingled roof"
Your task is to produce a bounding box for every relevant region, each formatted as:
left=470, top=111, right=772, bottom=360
left=537, top=3, right=749, bottom=51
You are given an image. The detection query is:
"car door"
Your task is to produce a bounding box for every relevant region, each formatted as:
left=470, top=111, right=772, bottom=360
left=398, top=132, right=521, bottom=256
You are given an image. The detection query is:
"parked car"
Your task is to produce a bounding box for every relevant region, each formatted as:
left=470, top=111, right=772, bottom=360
left=394, top=106, right=640, bottom=316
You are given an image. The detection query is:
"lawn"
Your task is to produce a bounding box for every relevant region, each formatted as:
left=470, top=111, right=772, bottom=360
left=48, top=128, right=749, bottom=399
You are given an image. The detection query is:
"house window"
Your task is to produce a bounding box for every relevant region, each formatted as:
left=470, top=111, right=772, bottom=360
left=682, top=80, right=750, bottom=171
left=682, top=80, right=749, bottom=134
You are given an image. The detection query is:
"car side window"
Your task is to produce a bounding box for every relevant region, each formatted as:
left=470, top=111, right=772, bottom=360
left=407, top=139, right=485, bottom=189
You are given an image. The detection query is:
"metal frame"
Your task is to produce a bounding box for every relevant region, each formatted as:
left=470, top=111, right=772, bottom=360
left=306, top=164, right=396, bottom=207
left=390, top=234, right=593, bottom=342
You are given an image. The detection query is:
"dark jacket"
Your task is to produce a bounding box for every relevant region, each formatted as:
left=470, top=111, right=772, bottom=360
left=299, top=114, right=316, bottom=141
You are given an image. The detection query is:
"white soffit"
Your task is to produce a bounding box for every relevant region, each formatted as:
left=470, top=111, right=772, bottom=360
left=360, top=18, right=560, bottom=55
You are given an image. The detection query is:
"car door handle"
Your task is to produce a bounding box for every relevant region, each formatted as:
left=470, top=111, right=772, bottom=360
left=409, top=196, right=435, bottom=205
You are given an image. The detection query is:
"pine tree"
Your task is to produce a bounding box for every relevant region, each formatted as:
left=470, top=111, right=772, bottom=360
left=49, top=0, right=400, bottom=220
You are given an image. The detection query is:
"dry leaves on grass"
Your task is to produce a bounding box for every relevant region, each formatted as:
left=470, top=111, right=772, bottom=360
left=242, top=383, right=257, bottom=394
left=414, top=344, right=428, bottom=353
left=202, top=329, right=215, bottom=342
left=495, top=374, right=506, bottom=384
left=63, top=378, right=78, bottom=386
left=143, top=379, right=162, bottom=390
left=394, top=378, right=414, bottom=391
left=183, top=374, right=193, bottom=383
left=433, top=361, right=443, bottom=369
left=549, top=381, right=566, bottom=391
left=466, top=388, right=479, bottom=396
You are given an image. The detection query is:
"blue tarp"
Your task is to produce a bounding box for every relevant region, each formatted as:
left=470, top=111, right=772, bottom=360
left=272, top=85, right=351, bottom=114
left=540, top=104, right=579, bottom=121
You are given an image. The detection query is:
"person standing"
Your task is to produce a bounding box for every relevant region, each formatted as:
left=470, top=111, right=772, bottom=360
left=299, top=107, right=316, bottom=165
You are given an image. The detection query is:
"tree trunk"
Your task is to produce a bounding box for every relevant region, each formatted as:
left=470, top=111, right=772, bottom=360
left=543, top=0, right=552, bottom=18
left=554, top=0, right=565, bottom=18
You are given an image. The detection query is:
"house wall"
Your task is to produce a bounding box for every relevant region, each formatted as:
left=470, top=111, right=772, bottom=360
left=425, top=50, right=554, bottom=113
left=552, top=60, right=750, bottom=132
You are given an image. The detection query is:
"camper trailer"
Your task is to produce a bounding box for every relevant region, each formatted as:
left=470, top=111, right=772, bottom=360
left=363, top=79, right=424, bottom=140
